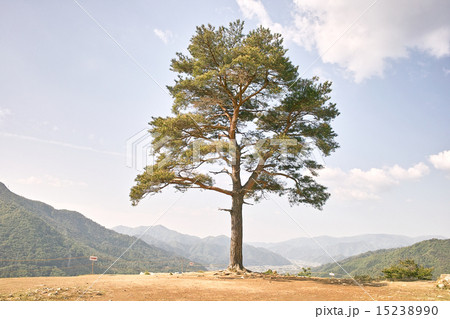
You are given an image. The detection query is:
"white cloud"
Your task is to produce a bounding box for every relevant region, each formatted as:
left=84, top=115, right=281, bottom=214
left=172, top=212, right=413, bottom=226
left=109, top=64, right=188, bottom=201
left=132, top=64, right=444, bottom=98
left=17, top=175, right=87, bottom=188
left=236, top=0, right=287, bottom=36
left=0, top=108, right=11, bottom=121
left=444, top=67, right=450, bottom=76
left=236, top=0, right=450, bottom=82
left=236, top=0, right=272, bottom=26
left=319, top=162, right=429, bottom=200
left=17, top=176, right=42, bottom=186
left=389, top=162, right=430, bottom=180
left=153, top=28, right=173, bottom=44
left=429, top=150, right=450, bottom=171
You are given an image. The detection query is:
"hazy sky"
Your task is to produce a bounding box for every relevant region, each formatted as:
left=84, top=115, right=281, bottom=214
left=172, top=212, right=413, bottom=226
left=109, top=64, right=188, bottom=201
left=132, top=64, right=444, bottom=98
left=1, top=0, right=449, bottom=242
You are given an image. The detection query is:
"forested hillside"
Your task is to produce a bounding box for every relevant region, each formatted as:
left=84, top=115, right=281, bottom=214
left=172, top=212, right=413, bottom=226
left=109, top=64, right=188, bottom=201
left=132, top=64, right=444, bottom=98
left=0, top=182, right=204, bottom=277
left=314, top=239, right=450, bottom=279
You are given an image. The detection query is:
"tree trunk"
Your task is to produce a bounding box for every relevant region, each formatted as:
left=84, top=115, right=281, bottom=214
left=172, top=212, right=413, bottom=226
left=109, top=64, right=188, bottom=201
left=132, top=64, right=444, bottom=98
left=228, top=194, right=245, bottom=272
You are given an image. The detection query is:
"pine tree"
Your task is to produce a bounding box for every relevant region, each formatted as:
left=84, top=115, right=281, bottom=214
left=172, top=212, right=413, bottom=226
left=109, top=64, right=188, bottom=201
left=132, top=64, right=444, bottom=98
left=130, top=20, right=339, bottom=272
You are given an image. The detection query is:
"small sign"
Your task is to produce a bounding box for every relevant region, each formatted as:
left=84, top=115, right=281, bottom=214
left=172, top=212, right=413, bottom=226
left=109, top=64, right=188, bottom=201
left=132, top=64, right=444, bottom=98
left=189, top=262, right=194, bottom=266
left=89, top=256, right=98, bottom=261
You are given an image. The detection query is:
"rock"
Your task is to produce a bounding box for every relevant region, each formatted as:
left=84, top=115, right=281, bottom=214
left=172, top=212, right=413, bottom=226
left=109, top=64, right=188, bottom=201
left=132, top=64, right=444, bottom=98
left=436, top=274, right=450, bottom=289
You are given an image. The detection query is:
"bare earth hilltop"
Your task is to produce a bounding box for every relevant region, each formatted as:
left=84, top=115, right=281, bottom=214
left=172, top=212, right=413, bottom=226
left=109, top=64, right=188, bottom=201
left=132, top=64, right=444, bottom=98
left=1, top=272, right=449, bottom=301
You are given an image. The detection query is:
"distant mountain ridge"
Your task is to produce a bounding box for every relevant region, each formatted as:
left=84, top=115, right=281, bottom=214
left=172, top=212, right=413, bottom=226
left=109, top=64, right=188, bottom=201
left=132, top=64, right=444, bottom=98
left=313, top=238, right=450, bottom=279
left=250, top=234, right=446, bottom=265
left=2, top=181, right=446, bottom=279
left=0, top=182, right=204, bottom=277
left=112, top=223, right=447, bottom=269
left=112, top=225, right=292, bottom=269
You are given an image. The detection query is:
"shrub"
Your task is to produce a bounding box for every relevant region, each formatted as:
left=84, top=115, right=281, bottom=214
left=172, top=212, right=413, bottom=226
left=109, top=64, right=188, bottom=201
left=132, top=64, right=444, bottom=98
left=297, top=267, right=312, bottom=277
left=382, top=259, right=433, bottom=281
left=263, top=269, right=279, bottom=275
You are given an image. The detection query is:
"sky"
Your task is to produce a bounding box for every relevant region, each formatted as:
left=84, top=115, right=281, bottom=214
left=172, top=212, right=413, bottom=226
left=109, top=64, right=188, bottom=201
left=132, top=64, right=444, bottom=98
left=0, top=0, right=449, bottom=242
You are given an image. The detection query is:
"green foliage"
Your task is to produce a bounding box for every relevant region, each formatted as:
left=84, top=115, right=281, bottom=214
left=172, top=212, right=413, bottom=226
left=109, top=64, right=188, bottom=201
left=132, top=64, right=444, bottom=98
left=297, top=267, right=312, bottom=277
left=130, top=20, right=339, bottom=210
left=263, top=269, right=277, bottom=275
left=382, top=259, right=433, bottom=281
left=0, top=183, right=205, bottom=277
left=314, top=239, right=449, bottom=280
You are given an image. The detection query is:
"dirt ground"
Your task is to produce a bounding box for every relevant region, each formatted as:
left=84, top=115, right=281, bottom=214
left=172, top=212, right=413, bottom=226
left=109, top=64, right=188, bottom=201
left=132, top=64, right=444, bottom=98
left=0, top=272, right=449, bottom=301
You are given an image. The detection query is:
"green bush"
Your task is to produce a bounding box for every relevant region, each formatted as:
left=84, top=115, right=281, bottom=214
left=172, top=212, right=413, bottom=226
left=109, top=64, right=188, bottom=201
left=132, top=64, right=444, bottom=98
left=263, top=269, right=278, bottom=275
left=382, top=259, right=433, bottom=281
left=297, top=267, right=312, bottom=277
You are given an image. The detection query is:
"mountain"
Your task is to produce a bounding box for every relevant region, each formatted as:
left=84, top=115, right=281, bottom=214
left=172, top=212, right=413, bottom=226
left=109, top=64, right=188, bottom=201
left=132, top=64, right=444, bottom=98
left=0, top=182, right=204, bottom=277
left=113, top=225, right=292, bottom=269
left=313, top=238, right=450, bottom=279
left=250, top=234, right=446, bottom=265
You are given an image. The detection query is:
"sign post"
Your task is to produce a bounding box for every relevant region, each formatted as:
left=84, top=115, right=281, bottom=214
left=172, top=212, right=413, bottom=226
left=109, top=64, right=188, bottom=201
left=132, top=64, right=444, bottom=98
left=89, top=256, right=98, bottom=274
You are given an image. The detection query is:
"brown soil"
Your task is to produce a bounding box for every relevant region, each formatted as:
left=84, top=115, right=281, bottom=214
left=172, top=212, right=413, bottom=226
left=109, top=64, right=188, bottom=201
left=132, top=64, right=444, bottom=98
left=0, top=272, right=448, bottom=301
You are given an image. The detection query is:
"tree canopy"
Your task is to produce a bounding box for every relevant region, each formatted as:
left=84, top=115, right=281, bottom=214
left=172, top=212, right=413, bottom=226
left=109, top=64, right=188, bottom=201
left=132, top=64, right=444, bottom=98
left=130, top=20, right=339, bottom=208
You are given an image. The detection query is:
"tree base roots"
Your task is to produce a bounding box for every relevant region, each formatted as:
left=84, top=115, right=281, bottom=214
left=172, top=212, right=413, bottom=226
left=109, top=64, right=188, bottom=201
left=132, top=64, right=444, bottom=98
left=226, top=265, right=252, bottom=274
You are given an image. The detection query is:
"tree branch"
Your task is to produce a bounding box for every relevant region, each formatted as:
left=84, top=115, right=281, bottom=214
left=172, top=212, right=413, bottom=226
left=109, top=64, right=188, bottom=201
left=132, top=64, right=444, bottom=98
left=242, top=151, right=273, bottom=193
left=240, top=72, right=269, bottom=106
left=173, top=176, right=232, bottom=196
